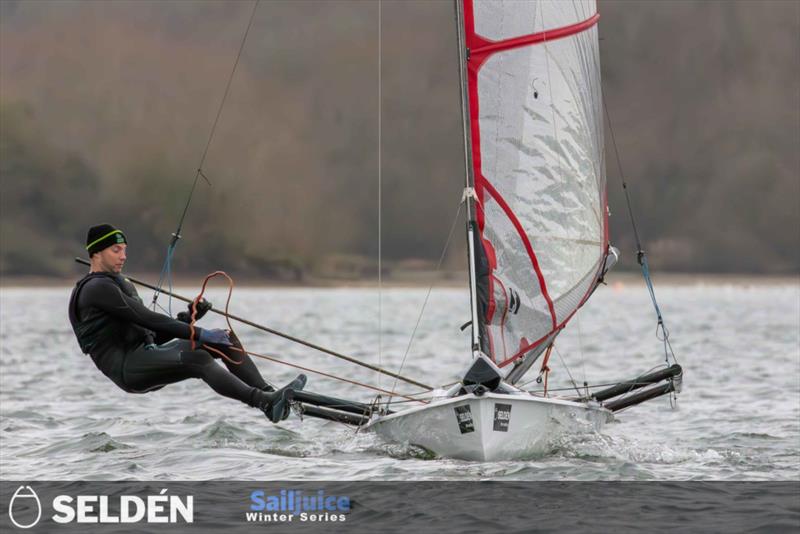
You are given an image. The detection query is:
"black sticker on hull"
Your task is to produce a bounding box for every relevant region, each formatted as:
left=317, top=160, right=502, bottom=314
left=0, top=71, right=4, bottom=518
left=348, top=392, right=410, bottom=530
left=493, top=403, right=511, bottom=432
left=454, top=405, right=474, bottom=434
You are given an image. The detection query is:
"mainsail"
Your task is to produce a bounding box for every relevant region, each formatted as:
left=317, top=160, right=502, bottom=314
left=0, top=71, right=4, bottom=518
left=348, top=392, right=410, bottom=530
left=459, top=0, right=608, bottom=381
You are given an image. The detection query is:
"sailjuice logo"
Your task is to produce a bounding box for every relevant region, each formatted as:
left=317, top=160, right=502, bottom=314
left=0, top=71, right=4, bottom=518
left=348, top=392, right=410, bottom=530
left=8, top=486, right=42, bottom=529
left=247, top=489, right=349, bottom=523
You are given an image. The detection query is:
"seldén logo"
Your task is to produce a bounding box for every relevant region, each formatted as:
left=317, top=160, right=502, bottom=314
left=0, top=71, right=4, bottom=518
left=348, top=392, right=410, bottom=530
left=7, top=485, right=193, bottom=527
left=8, top=486, right=42, bottom=529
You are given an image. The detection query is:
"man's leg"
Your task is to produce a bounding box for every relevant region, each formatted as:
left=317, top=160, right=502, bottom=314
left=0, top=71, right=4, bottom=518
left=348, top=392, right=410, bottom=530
left=122, top=340, right=259, bottom=403
left=215, top=331, right=269, bottom=390
left=121, top=340, right=293, bottom=421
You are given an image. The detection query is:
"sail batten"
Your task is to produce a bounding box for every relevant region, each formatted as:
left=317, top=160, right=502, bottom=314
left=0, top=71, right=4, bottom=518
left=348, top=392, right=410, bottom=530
left=460, top=0, right=608, bottom=376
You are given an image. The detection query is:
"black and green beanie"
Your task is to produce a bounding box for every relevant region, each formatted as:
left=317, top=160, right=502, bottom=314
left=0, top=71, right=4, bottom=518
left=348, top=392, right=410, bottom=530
left=86, top=224, right=127, bottom=255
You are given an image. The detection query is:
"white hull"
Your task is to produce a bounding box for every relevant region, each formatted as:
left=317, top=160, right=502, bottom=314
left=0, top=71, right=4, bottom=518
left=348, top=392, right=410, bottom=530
left=365, top=393, right=613, bottom=461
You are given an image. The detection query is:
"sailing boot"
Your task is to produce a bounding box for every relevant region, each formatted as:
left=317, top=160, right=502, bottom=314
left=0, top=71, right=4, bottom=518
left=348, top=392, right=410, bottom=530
left=259, top=374, right=307, bottom=423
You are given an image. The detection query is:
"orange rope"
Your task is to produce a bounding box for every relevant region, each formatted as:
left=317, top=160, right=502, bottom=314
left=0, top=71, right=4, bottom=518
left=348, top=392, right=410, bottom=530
left=539, top=344, right=553, bottom=397
left=189, top=270, right=244, bottom=365
left=187, top=271, right=427, bottom=404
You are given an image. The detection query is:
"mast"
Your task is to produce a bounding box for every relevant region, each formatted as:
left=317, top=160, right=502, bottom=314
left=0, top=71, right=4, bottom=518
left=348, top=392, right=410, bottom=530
left=454, top=0, right=482, bottom=355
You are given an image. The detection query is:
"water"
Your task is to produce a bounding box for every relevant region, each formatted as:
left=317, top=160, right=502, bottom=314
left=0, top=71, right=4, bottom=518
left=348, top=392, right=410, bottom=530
left=1, top=280, right=798, bottom=481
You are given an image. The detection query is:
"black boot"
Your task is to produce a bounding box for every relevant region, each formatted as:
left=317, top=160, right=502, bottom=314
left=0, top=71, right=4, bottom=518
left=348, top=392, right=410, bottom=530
left=260, top=374, right=307, bottom=423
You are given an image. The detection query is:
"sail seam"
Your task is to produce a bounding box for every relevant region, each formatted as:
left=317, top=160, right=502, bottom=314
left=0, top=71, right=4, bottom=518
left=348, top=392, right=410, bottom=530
left=527, top=236, right=603, bottom=246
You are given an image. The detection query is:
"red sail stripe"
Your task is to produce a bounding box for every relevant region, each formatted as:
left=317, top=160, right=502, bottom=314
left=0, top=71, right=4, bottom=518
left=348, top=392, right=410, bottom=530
left=470, top=13, right=601, bottom=60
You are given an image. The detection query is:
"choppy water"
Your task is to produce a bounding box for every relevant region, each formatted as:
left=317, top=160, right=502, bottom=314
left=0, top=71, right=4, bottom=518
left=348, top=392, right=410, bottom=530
left=1, top=279, right=798, bottom=481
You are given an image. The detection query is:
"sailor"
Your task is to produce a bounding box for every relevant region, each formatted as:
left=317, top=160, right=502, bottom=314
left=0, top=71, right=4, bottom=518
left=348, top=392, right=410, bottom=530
left=68, top=223, right=304, bottom=422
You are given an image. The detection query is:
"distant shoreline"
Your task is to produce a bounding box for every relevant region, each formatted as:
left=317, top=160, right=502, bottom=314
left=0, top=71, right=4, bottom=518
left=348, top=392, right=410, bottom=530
left=1, top=271, right=798, bottom=289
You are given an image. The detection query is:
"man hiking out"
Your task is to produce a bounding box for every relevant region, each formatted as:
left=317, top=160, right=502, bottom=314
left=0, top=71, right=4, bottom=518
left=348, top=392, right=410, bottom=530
left=68, top=223, right=304, bottom=422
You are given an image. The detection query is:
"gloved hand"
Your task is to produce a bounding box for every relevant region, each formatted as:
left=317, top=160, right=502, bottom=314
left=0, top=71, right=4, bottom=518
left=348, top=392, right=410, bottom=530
left=177, top=298, right=212, bottom=324
left=197, top=328, right=232, bottom=346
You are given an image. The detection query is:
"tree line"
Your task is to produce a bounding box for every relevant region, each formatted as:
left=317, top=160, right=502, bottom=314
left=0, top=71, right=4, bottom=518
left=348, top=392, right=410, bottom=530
left=0, top=0, right=797, bottom=278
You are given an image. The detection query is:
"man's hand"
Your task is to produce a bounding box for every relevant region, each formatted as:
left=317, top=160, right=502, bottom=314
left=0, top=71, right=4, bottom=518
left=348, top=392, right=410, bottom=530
left=177, top=298, right=212, bottom=324
left=198, top=328, right=232, bottom=347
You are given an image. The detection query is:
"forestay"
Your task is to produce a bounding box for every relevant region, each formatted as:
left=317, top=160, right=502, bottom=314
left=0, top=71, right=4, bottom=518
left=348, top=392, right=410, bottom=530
left=461, top=0, right=608, bottom=377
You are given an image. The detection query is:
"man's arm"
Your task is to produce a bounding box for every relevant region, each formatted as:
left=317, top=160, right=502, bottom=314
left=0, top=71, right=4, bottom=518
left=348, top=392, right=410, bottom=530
left=152, top=330, right=176, bottom=346
left=80, top=277, right=200, bottom=341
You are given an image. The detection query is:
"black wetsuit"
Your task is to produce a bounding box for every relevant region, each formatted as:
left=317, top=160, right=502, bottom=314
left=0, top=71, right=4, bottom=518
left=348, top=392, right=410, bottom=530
left=68, top=272, right=269, bottom=408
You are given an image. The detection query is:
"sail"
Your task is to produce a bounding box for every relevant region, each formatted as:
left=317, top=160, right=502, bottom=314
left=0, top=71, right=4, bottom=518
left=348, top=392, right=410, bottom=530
left=461, top=0, right=608, bottom=373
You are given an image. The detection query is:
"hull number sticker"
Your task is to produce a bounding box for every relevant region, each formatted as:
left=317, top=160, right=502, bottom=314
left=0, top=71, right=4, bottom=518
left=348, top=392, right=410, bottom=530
left=454, top=405, right=475, bottom=434
left=493, top=403, right=512, bottom=432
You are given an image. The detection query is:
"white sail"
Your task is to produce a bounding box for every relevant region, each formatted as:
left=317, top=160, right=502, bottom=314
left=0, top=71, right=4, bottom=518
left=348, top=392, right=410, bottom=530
left=463, top=0, right=608, bottom=373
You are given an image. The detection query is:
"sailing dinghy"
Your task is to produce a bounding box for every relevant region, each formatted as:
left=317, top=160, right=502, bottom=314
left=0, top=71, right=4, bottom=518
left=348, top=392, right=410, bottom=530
left=357, top=0, right=682, bottom=461
left=90, top=0, right=683, bottom=462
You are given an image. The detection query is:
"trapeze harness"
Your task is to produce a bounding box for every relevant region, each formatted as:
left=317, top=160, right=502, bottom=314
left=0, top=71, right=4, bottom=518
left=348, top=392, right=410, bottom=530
left=68, top=272, right=268, bottom=406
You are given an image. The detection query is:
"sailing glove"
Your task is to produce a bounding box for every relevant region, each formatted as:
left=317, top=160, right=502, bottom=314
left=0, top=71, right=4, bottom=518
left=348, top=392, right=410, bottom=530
left=177, top=298, right=212, bottom=323
left=198, top=328, right=232, bottom=347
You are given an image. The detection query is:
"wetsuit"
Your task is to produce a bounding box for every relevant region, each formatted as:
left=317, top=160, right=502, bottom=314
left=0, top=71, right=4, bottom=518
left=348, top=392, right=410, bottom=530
left=68, top=272, right=270, bottom=408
